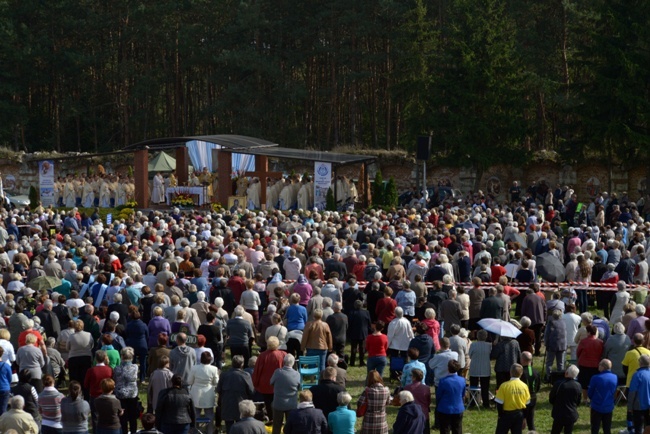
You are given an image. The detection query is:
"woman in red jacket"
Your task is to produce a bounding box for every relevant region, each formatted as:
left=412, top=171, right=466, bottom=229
left=375, top=287, right=397, bottom=324
left=576, top=324, right=604, bottom=402
left=252, top=336, right=287, bottom=422
left=366, top=321, right=389, bottom=378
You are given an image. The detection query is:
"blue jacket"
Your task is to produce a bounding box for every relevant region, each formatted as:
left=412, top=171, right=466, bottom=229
left=327, top=406, right=356, bottom=434
left=285, top=406, right=328, bottom=434
left=0, top=362, right=11, bottom=391
left=393, top=401, right=426, bottom=434
left=125, top=319, right=149, bottom=350
left=436, top=373, right=466, bottom=415
left=286, top=305, right=308, bottom=331
left=630, top=367, right=650, bottom=411
left=588, top=370, right=618, bottom=414
left=191, top=277, right=209, bottom=295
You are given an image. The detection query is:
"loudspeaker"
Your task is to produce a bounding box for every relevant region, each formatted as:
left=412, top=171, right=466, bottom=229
left=416, top=136, right=431, bottom=160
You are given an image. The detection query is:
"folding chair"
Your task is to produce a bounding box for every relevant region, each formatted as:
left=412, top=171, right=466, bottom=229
left=190, top=416, right=213, bottom=434
left=615, top=385, right=628, bottom=405
left=466, top=386, right=482, bottom=410
left=297, top=355, right=320, bottom=389
left=389, top=355, right=406, bottom=382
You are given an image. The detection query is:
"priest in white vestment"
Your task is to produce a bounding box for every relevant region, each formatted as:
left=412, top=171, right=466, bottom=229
left=152, top=172, right=165, bottom=204
left=246, top=178, right=261, bottom=209
left=82, top=179, right=95, bottom=208
left=297, top=179, right=310, bottom=211
left=64, top=179, right=76, bottom=208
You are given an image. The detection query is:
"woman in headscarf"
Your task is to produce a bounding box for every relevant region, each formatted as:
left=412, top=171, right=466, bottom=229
left=291, top=275, right=313, bottom=307
left=267, top=273, right=286, bottom=304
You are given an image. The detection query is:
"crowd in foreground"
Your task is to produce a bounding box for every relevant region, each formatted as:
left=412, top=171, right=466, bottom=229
left=0, top=183, right=649, bottom=434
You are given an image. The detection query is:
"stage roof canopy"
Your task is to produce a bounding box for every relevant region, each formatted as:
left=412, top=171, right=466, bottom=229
left=222, top=146, right=376, bottom=167
left=123, top=134, right=279, bottom=152
left=123, top=134, right=376, bottom=167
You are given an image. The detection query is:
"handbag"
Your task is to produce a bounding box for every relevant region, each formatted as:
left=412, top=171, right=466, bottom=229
left=356, top=388, right=368, bottom=417
left=391, top=387, right=402, bottom=406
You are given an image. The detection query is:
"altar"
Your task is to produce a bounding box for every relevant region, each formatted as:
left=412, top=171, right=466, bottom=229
left=166, top=186, right=206, bottom=206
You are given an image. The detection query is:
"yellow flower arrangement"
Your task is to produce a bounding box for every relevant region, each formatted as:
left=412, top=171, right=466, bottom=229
left=171, top=193, right=194, bottom=207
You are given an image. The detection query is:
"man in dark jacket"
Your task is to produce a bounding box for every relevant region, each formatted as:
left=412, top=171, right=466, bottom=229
left=615, top=250, right=636, bottom=284
left=217, top=355, right=254, bottom=433
left=347, top=300, right=371, bottom=367
left=211, top=278, right=235, bottom=315
left=325, top=303, right=348, bottom=357
left=230, top=400, right=267, bottom=434
left=439, top=289, right=462, bottom=336
left=479, top=287, right=504, bottom=320
left=457, top=251, right=472, bottom=282
left=592, top=256, right=611, bottom=317
left=52, top=294, right=71, bottom=327
left=80, top=304, right=100, bottom=341
left=284, top=390, right=328, bottom=434
left=106, top=293, right=129, bottom=328
left=427, top=282, right=448, bottom=315
left=393, top=390, right=426, bottom=434
left=424, top=259, right=448, bottom=283
left=341, top=281, right=363, bottom=316
left=549, top=365, right=582, bottom=434
left=544, top=309, right=568, bottom=377
left=310, top=367, right=345, bottom=420
left=364, top=280, right=384, bottom=323
left=155, top=375, right=196, bottom=433
left=36, top=299, right=61, bottom=339
left=324, top=254, right=347, bottom=280
left=521, top=284, right=547, bottom=356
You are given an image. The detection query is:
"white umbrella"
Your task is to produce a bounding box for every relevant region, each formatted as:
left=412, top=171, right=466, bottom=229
left=477, top=318, right=521, bottom=338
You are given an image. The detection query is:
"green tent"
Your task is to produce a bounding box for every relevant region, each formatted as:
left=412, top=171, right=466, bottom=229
left=148, top=151, right=176, bottom=172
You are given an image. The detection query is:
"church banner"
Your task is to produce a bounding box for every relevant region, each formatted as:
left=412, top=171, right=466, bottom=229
left=38, top=160, right=55, bottom=207
left=314, top=162, right=331, bottom=210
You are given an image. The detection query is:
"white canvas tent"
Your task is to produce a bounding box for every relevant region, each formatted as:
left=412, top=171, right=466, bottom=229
left=148, top=151, right=176, bottom=172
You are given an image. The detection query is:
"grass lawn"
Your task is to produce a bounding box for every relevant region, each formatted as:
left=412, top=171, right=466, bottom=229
left=123, top=308, right=627, bottom=433
left=342, top=354, right=628, bottom=434
left=130, top=341, right=628, bottom=434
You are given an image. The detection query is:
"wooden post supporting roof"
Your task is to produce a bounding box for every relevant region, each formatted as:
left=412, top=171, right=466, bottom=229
left=134, top=149, right=149, bottom=208
left=217, top=150, right=233, bottom=206
left=175, top=147, right=189, bottom=185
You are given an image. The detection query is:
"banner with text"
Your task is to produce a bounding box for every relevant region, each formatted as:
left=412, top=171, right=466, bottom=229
left=314, top=162, right=332, bottom=211
left=38, top=160, right=55, bottom=207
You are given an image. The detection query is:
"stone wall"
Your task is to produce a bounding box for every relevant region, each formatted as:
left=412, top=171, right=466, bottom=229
left=2, top=151, right=648, bottom=203
left=0, top=153, right=132, bottom=194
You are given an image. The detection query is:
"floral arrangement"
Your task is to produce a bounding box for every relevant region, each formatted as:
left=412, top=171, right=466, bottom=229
left=211, top=202, right=224, bottom=213
left=125, top=200, right=137, bottom=208
left=171, top=193, right=194, bottom=207
left=117, top=208, right=134, bottom=220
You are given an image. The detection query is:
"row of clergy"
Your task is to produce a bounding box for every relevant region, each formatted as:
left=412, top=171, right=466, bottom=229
left=243, top=175, right=358, bottom=210
left=152, top=172, right=358, bottom=209
left=55, top=175, right=135, bottom=208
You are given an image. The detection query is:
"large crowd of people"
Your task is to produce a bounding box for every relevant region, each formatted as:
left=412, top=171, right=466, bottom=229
left=0, top=179, right=648, bottom=434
